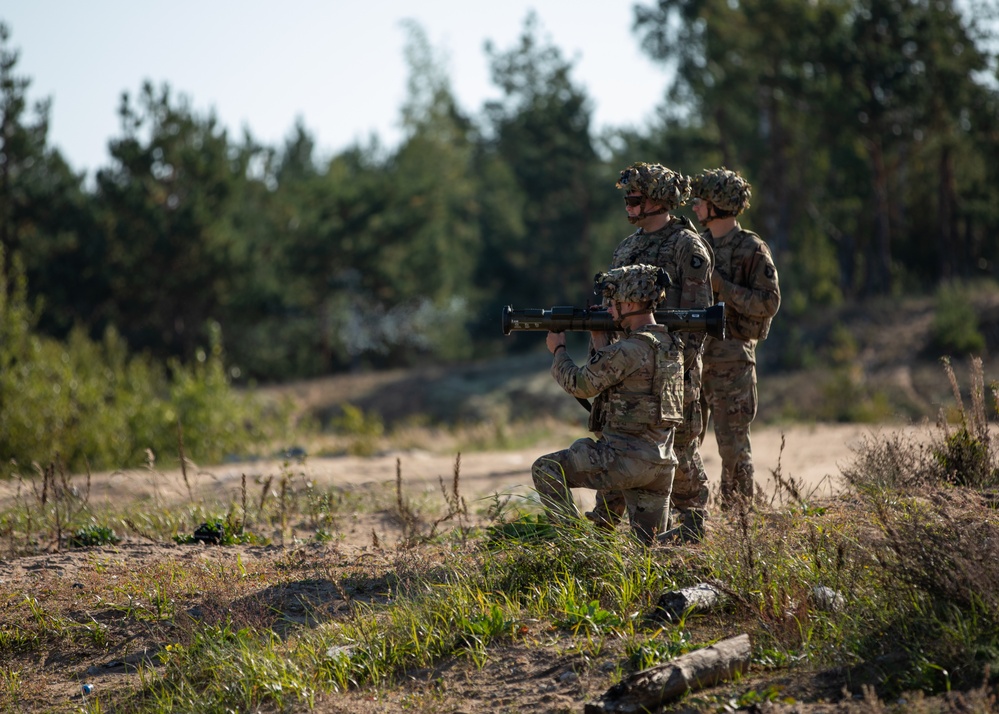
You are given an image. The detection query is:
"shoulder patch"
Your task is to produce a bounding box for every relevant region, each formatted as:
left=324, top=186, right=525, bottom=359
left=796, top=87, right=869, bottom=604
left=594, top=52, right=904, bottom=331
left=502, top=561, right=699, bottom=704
left=765, top=265, right=776, bottom=279
left=588, top=352, right=604, bottom=366
left=690, top=255, right=704, bottom=270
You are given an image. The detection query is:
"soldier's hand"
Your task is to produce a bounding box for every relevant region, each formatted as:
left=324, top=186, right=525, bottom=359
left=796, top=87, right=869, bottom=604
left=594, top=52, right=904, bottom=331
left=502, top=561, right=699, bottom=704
left=546, top=331, right=567, bottom=355
left=590, top=331, right=610, bottom=351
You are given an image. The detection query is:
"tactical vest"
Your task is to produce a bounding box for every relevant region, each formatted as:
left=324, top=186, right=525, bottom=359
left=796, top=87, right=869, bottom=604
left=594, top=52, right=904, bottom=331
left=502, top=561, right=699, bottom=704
left=590, top=329, right=683, bottom=434
left=612, top=217, right=700, bottom=310
left=714, top=229, right=773, bottom=341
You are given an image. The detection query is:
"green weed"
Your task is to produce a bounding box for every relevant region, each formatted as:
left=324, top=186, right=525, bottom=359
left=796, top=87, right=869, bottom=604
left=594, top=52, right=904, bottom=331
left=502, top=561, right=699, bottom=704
left=173, top=516, right=253, bottom=546
left=69, top=522, right=121, bottom=548
left=625, top=628, right=694, bottom=670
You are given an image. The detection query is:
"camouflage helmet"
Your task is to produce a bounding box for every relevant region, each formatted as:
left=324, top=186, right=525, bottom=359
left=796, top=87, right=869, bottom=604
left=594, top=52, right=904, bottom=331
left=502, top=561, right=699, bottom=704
left=616, top=162, right=691, bottom=210
left=594, top=264, right=670, bottom=307
left=689, top=167, right=752, bottom=215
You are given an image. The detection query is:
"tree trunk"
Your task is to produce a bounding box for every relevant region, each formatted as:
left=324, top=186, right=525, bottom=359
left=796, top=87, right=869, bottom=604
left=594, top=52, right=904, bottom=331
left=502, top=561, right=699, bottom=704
left=584, top=633, right=752, bottom=714
left=937, top=143, right=958, bottom=280
left=865, top=137, right=893, bottom=296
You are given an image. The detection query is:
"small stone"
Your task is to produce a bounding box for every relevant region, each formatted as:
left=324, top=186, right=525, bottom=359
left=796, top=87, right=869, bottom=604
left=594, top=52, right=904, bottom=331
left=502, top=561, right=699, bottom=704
left=811, top=585, right=845, bottom=612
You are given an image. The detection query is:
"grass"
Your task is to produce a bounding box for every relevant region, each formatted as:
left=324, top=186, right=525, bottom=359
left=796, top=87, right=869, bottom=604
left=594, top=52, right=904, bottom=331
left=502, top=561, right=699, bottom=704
left=2, top=362, right=999, bottom=712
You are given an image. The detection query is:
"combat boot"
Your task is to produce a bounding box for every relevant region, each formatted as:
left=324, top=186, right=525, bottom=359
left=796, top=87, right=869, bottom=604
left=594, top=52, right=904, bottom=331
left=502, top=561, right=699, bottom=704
left=584, top=510, right=618, bottom=532
left=656, top=508, right=707, bottom=545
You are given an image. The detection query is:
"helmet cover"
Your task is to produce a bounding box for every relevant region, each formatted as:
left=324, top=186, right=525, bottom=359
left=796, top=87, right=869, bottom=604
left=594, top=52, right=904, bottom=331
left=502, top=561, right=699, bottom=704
left=594, top=264, right=670, bottom=307
left=616, top=162, right=690, bottom=211
left=690, top=167, right=752, bottom=215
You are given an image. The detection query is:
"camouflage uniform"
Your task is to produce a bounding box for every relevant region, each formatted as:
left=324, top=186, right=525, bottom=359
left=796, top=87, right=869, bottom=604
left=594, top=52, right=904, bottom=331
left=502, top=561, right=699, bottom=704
left=533, top=265, right=684, bottom=544
left=589, top=165, right=713, bottom=540
left=693, top=168, right=780, bottom=508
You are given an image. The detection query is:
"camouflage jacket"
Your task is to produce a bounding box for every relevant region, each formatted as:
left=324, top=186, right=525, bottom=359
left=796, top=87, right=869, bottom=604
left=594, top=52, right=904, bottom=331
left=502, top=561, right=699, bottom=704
left=702, top=223, right=781, bottom=364
left=609, top=215, right=713, bottom=403
left=553, top=325, right=682, bottom=463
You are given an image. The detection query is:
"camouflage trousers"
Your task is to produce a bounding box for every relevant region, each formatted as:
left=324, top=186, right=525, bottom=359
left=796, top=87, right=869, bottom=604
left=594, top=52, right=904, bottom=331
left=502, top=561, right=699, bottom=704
left=702, top=360, right=757, bottom=509
left=588, top=399, right=708, bottom=532
left=532, top=437, right=674, bottom=545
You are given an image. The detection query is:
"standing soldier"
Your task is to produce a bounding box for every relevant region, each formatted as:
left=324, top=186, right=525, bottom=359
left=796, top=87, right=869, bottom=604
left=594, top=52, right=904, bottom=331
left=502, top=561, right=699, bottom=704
left=586, top=162, right=713, bottom=543
left=690, top=168, right=780, bottom=509
left=532, top=265, right=684, bottom=545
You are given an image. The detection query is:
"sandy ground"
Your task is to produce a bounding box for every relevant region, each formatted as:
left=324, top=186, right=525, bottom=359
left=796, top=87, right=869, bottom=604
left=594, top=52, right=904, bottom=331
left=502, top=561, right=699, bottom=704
left=0, top=421, right=931, bottom=516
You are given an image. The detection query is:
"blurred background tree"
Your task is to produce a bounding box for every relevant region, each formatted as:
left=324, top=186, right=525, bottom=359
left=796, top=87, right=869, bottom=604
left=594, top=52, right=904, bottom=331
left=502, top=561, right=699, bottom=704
left=0, top=4, right=997, bottom=383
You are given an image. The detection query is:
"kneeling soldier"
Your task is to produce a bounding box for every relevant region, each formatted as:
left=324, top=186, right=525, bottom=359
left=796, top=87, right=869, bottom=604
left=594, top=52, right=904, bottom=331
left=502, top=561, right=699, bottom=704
left=531, top=264, right=684, bottom=544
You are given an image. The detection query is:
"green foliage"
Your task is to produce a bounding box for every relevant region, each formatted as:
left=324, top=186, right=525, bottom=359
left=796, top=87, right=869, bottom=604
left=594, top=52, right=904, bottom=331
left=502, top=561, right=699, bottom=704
left=930, top=357, right=999, bottom=489
left=173, top=517, right=252, bottom=546
left=154, top=624, right=316, bottom=712
left=636, top=0, right=999, bottom=302
left=482, top=12, right=602, bottom=312
left=818, top=368, right=893, bottom=423
left=932, top=282, right=987, bottom=356
left=94, top=81, right=244, bottom=362
left=165, top=322, right=269, bottom=464
left=331, top=403, right=384, bottom=457
left=933, top=426, right=999, bottom=488
left=625, top=628, right=692, bottom=670
left=485, top=513, right=555, bottom=544
left=836, top=359, right=999, bottom=695
left=456, top=603, right=516, bottom=650
left=68, top=523, right=120, bottom=548
left=554, top=599, right=623, bottom=634
left=0, top=247, right=286, bottom=474
left=824, top=323, right=859, bottom=367
left=733, top=685, right=795, bottom=708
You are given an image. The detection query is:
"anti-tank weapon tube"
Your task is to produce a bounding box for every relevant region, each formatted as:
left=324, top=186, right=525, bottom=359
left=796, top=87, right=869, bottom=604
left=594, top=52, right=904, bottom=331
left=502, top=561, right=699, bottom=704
left=501, top=304, right=725, bottom=340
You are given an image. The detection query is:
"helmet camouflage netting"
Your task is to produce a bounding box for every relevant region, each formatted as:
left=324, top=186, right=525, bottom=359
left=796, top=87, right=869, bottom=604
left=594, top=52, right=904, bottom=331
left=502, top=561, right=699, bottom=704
left=690, top=167, right=752, bottom=215
left=594, top=264, right=669, bottom=307
left=615, top=162, right=691, bottom=210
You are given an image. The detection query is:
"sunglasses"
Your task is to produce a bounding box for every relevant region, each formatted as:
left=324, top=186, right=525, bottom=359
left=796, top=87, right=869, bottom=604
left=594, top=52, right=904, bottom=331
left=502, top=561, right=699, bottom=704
left=623, top=195, right=644, bottom=207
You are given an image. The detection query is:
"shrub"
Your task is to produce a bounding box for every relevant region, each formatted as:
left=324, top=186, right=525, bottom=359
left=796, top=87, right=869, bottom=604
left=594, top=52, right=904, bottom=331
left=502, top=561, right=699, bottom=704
left=331, top=403, right=384, bottom=456
left=818, top=367, right=893, bottom=423
left=931, top=282, right=986, bottom=356
left=0, top=248, right=288, bottom=475
left=930, top=357, right=999, bottom=489
left=68, top=523, right=121, bottom=548
left=840, top=358, right=999, bottom=693
left=933, top=426, right=999, bottom=488
left=174, top=517, right=253, bottom=546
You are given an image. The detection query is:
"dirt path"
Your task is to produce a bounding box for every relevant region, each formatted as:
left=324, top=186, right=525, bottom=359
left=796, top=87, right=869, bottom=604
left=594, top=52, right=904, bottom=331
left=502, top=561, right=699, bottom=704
left=0, top=422, right=929, bottom=516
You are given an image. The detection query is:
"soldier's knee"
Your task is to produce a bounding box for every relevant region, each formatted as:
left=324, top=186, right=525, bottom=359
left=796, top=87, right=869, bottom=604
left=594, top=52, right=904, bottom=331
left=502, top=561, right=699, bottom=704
left=531, top=455, right=567, bottom=491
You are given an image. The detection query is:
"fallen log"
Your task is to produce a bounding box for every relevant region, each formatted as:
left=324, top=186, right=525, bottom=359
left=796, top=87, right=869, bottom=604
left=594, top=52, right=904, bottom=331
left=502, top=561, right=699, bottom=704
left=584, top=633, right=751, bottom=714
left=655, top=582, right=725, bottom=622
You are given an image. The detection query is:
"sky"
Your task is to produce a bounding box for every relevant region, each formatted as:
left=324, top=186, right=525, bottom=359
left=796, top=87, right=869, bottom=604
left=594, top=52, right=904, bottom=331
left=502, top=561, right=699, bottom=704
left=2, top=1, right=671, bottom=177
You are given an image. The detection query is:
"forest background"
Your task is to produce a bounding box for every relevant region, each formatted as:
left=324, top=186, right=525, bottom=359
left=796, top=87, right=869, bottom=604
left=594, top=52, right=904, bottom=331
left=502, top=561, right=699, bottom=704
left=2, top=0, right=999, bottom=473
